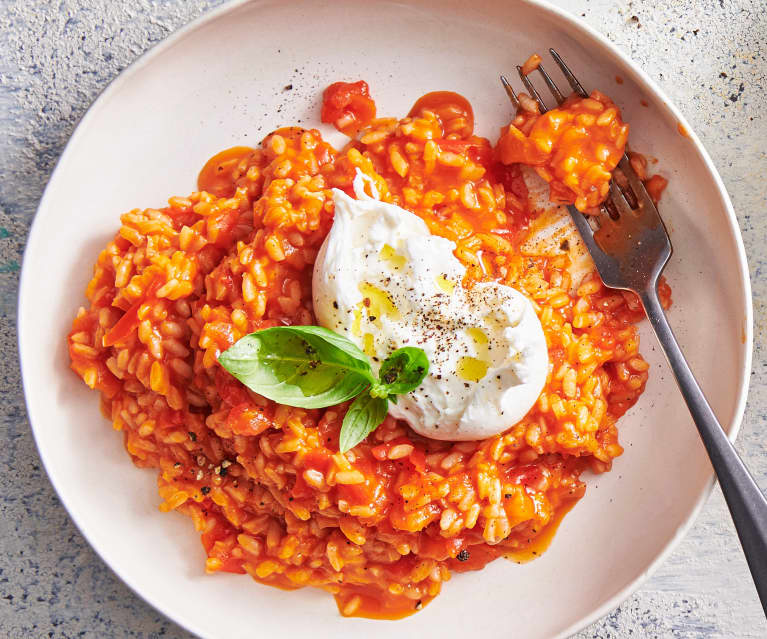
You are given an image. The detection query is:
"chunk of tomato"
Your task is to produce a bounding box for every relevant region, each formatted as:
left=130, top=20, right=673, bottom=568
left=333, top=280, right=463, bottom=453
left=321, top=81, right=376, bottom=136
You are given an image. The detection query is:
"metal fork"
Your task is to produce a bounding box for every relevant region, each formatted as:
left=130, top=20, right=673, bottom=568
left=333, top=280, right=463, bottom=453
left=501, top=49, right=767, bottom=616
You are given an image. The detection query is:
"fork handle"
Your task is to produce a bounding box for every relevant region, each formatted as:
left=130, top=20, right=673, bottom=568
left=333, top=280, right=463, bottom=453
left=640, top=287, right=767, bottom=616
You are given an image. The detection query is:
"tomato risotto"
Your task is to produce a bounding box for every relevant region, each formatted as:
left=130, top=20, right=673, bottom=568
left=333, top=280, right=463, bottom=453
left=68, top=81, right=670, bottom=619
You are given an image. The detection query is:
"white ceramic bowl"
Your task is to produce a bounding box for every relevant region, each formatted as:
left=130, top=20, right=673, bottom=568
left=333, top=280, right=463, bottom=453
left=18, top=0, right=752, bottom=637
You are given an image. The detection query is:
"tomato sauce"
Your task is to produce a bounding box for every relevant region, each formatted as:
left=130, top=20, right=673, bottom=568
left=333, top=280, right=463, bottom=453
left=335, top=587, right=435, bottom=619
left=504, top=498, right=578, bottom=563
left=198, top=146, right=254, bottom=198
left=408, top=90, right=475, bottom=138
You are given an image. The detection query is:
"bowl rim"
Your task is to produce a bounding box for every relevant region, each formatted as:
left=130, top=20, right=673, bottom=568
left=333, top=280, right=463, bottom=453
left=17, top=0, right=754, bottom=637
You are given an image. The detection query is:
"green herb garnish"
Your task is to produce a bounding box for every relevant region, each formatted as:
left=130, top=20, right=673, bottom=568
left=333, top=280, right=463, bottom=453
left=218, top=326, right=429, bottom=452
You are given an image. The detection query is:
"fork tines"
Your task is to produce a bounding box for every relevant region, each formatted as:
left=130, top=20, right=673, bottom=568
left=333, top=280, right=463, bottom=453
left=501, top=48, right=587, bottom=115
left=498, top=48, right=672, bottom=294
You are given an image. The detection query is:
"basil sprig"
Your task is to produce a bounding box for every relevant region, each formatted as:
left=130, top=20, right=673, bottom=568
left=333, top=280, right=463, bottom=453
left=218, top=326, right=429, bottom=452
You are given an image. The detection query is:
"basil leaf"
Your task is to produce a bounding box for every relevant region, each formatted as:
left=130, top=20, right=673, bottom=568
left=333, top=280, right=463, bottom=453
left=219, top=326, right=432, bottom=451
left=339, top=392, right=389, bottom=453
left=218, top=326, right=376, bottom=408
left=377, top=347, right=430, bottom=396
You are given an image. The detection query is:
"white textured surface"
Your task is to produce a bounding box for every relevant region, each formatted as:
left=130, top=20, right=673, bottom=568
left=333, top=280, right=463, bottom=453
left=1, top=0, right=765, bottom=637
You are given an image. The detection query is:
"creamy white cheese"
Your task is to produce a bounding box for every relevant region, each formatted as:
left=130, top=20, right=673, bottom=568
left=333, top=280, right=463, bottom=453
left=312, top=171, right=549, bottom=441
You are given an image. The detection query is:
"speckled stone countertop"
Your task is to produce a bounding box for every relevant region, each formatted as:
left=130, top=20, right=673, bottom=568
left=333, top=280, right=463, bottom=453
left=1, top=0, right=765, bottom=637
